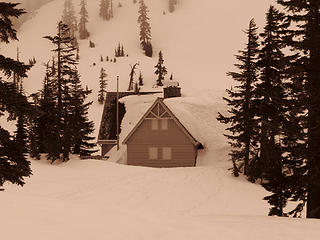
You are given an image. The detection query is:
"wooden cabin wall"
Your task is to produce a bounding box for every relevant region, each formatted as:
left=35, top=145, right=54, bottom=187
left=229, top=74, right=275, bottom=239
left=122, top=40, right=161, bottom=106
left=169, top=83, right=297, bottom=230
left=126, top=119, right=196, bottom=167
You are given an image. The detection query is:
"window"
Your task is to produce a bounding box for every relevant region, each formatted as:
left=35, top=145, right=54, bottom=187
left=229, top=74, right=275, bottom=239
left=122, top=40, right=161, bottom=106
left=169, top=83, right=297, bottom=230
left=161, top=119, right=168, bottom=130
left=151, top=119, right=158, bottom=130
left=149, top=147, right=158, bottom=160
left=162, top=147, right=172, bottom=160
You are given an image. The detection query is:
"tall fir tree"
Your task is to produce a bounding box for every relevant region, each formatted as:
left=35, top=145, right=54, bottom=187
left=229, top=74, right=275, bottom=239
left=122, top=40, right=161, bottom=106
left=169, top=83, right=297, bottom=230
left=79, top=0, right=90, bottom=39
left=28, top=61, right=57, bottom=160
left=154, top=51, right=168, bottom=86
left=217, top=19, right=259, bottom=178
left=277, top=0, right=320, bottom=219
left=100, top=0, right=113, bottom=20
left=0, top=3, right=33, bottom=190
left=138, top=0, right=153, bottom=57
left=66, top=70, right=96, bottom=156
left=255, top=6, right=294, bottom=216
left=98, top=67, right=107, bottom=104
left=62, top=0, right=78, bottom=37
left=40, top=23, right=96, bottom=162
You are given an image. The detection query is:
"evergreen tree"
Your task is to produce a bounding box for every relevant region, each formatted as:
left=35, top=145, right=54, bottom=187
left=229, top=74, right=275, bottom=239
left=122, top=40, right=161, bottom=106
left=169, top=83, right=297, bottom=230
left=79, top=0, right=90, bottom=39
left=277, top=0, right=320, bottom=219
left=134, top=82, right=140, bottom=94
left=42, top=22, right=96, bottom=162
left=169, top=0, right=176, bottom=13
left=89, top=40, right=95, bottom=48
left=15, top=83, right=29, bottom=156
left=255, top=6, right=294, bottom=216
left=100, top=0, right=112, bottom=20
left=98, top=67, right=107, bottom=104
left=121, top=45, right=124, bottom=57
left=67, top=70, right=96, bottom=156
left=44, top=22, right=78, bottom=162
left=217, top=19, right=259, bottom=177
left=138, top=71, right=144, bottom=86
left=0, top=3, right=32, bottom=190
left=110, top=0, right=114, bottom=18
left=62, top=0, right=77, bottom=37
left=138, top=0, right=153, bottom=57
left=115, top=43, right=125, bottom=57
left=154, top=51, right=167, bottom=86
left=28, top=62, right=57, bottom=160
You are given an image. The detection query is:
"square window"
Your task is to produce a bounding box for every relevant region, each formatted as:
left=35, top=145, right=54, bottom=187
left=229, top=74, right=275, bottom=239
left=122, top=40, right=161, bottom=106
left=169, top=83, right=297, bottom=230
left=149, top=147, right=158, bottom=160
left=162, top=147, right=172, bottom=160
left=161, top=119, right=168, bottom=130
left=151, top=119, right=158, bottom=130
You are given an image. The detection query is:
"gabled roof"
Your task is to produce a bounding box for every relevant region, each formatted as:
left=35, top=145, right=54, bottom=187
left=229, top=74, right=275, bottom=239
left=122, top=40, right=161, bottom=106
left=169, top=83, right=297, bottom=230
left=122, top=98, right=201, bottom=147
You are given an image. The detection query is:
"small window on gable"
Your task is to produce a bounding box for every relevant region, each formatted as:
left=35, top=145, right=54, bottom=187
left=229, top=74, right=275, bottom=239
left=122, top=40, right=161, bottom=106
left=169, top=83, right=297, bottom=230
left=162, top=147, right=172, bottom=160
left=149, top=147, right=158, bottom=160
left=161, top=119, right=168, bottom=130
left=151, top=119, right=158, bottom=130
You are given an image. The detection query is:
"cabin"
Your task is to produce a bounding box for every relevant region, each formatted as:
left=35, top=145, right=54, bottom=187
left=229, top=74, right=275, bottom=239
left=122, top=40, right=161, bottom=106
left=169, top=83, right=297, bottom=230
left=123, top=98, right=203, bottom=168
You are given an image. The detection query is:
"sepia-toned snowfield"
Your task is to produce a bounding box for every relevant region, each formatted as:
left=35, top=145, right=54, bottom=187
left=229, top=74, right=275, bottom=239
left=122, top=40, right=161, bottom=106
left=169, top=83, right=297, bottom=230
left=1, top=0, right=320, bottom=239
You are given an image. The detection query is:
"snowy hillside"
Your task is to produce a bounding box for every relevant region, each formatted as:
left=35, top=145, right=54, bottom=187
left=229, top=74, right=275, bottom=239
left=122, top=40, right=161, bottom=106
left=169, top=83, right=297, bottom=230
left=1, top=0, right=277, bottom=137
left=1, top=0, right=320, bottom=239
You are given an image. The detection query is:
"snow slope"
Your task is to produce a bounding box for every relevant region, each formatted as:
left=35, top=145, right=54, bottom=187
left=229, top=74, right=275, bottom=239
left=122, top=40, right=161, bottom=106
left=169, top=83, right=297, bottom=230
left=2, top=0, right=320, bottom=239
left=1, top=159, right=320, bottom=240
left=1, top=0, right=276, bottom=137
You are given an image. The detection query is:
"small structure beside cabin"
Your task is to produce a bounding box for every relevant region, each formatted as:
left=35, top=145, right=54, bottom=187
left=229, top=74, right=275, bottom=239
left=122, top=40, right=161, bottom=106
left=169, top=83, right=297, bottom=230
left=163, top=80, right=181, bottom=99
left=123, top=98, right=203, bottom=168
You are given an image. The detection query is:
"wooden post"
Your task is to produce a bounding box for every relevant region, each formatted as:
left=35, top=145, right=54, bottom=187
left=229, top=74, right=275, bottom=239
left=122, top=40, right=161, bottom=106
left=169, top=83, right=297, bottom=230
left=116, top=76, right=120, bottom=151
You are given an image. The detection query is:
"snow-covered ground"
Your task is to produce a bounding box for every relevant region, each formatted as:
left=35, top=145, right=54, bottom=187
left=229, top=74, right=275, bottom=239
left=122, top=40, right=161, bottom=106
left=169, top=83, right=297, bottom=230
left=1, top=159, right=320, bottom=240
left=1, top=0, right=320, bottom=239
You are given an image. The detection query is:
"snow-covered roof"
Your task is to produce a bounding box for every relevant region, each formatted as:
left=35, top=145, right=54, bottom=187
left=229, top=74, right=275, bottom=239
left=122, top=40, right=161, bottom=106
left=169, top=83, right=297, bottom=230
left=163, top=80, right=180, bottom=87
left=119, top=94, right=206, bottom=148
left=122, top=97, right=201, bottom=147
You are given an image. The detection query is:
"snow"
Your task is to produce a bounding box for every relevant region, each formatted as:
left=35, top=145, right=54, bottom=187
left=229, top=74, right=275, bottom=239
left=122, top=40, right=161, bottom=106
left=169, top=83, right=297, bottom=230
left=1, top=158, right=320, bottom=240
left=163, top=80, right=179, bottom=87
left=1, top=0, right=320, bottom=239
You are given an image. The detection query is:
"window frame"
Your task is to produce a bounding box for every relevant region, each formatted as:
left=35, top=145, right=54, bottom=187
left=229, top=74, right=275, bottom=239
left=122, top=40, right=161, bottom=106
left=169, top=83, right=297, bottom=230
left=151, top=119, right=159, bottom=130
left=161, top=119, right=168, bottom=130
left=149, top=147, right=158, bottom=160
left=162, top=147, right=172, bottom=160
